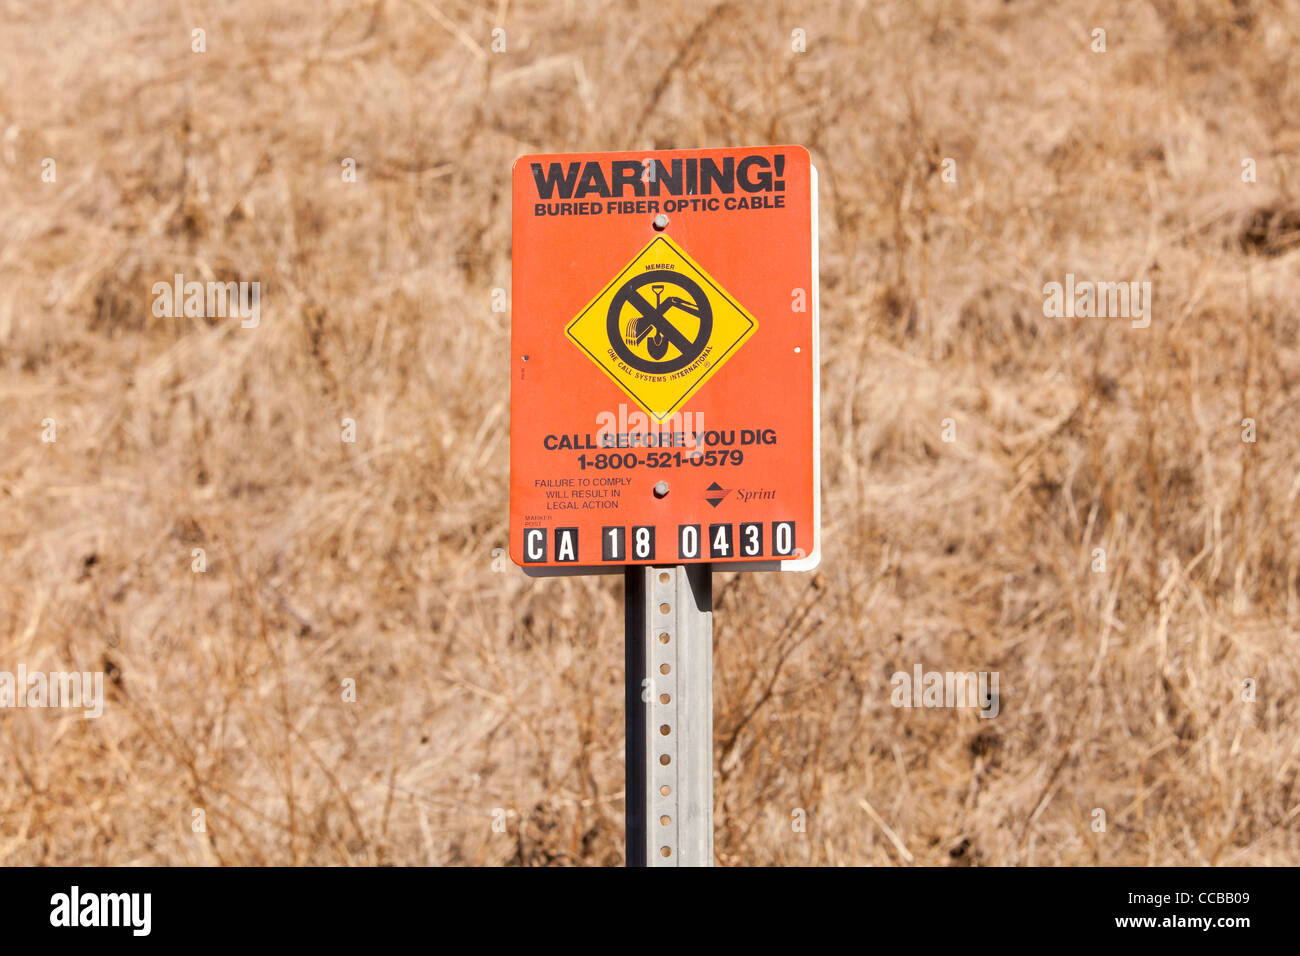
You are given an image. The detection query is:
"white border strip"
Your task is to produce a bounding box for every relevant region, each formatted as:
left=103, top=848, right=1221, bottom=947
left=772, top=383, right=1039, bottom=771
left=778, top=162, right=821, bottom=572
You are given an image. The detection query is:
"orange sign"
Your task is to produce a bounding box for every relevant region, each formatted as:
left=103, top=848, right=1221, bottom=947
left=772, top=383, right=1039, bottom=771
left=510, top=146, right=819, bottom=572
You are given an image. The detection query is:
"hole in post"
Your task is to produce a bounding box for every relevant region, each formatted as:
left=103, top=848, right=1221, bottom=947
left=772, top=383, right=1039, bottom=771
left=660, top=663, right=670, bottom=675
left=660, top=815, right=671, bottom=826
left=660, top=693, right=670, bottom=704
left=659, top=603, right=670, bottom=614
left=658, top=572, right=670, bottom=583
left=658, top=632, right=670, bottom=644
left=660, top=846, right=671, bottom=858
left=660, top=754, right=671, bottom=766
left=660, top=785, right=671, bottom=796
left=660, top=724, right=671, bottom=736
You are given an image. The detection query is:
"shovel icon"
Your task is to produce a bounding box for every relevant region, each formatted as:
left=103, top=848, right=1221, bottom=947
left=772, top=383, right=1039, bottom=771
left=624, top=284, right=671, bottom=359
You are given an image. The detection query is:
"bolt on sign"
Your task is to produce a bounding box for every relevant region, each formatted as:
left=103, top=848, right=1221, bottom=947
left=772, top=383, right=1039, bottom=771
left=509, top=146, right=820, bottom=573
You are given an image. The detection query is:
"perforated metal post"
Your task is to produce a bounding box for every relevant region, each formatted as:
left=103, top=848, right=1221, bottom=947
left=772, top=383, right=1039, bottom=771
left=624, top=564, right=713, bottom=866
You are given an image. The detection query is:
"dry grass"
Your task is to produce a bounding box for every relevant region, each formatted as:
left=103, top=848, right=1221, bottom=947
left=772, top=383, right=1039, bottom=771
left=1, top=0, right=1299, bottom=865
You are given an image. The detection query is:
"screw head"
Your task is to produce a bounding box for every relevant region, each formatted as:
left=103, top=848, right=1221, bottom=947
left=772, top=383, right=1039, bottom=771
left=653, top=481, right=669, bottom=498
left=652, top=213, right=669, bottom=230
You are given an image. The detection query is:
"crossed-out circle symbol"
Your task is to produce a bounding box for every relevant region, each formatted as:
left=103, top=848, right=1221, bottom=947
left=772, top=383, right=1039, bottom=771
left=607, top=270, right=713, bottom=374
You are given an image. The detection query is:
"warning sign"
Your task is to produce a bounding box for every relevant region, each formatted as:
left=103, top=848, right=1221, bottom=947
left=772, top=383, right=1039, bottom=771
left=565, top=235, right=757, bottom=420
left=509, top=145, right=819, bottom=574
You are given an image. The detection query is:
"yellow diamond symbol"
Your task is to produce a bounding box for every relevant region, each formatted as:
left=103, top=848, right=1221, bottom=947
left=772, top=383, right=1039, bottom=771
left=565, top=235, right=758, bottom=421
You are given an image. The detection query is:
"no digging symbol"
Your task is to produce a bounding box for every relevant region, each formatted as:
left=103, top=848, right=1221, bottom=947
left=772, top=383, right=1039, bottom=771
left=566, top=235, right=757, bottom=420
left=609, top=271, right=712, bottom=374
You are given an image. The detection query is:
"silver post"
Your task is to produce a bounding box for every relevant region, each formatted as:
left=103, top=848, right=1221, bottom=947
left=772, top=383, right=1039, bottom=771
left=624, top=564, right=713, bottom=866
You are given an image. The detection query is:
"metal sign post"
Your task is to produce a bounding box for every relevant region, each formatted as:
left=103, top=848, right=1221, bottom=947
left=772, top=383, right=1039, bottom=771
left=624, top=564, right=713, bottom=866
left=508, top=146, right=819, bottom=867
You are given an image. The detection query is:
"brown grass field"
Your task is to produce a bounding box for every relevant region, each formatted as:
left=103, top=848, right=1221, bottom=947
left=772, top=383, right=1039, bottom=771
left=1, top=0, right=1298, bottom=866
